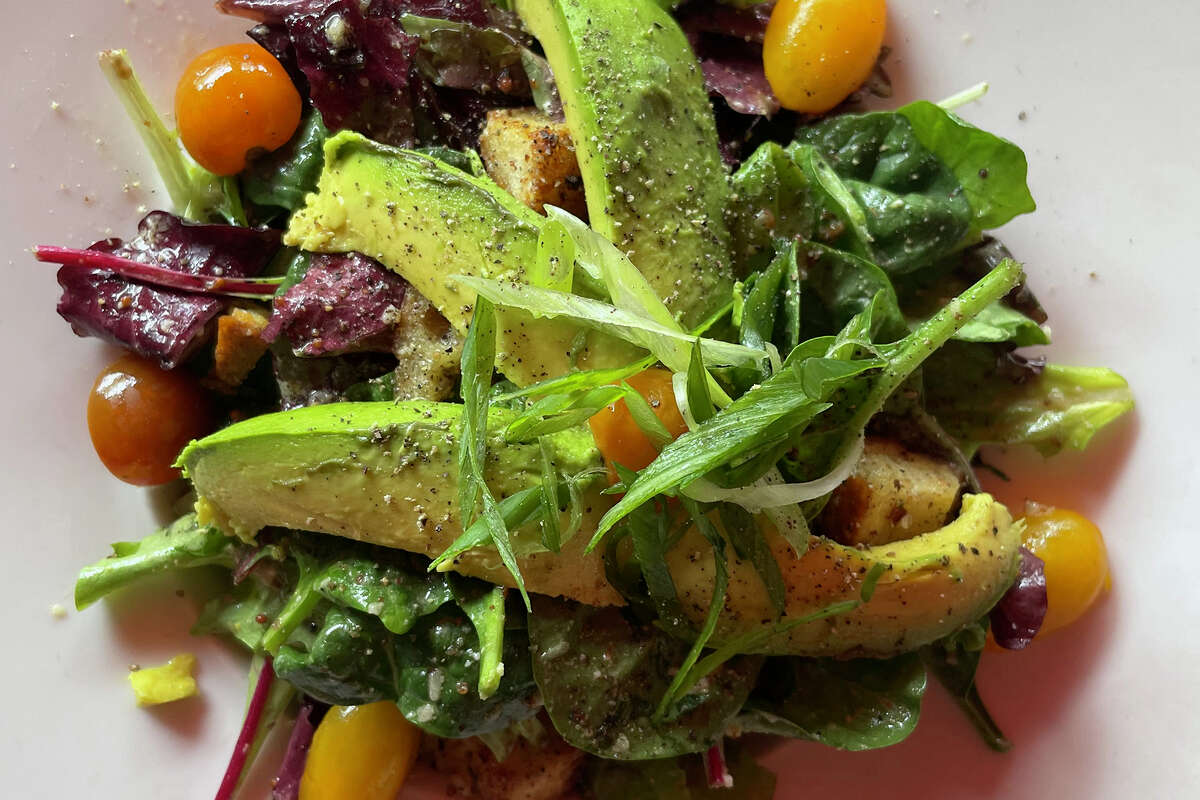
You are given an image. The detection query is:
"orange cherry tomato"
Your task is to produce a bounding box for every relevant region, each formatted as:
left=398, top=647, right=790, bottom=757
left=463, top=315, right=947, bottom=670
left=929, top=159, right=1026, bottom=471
left=300, top=703, right=421, bottom=800
left=588, top=368, right=689, bottom=473
left=764, top=0, right=888, bottom=114
left=87, top=354, right=212, bottom=486
left=1022, top=507, right=1112, bottom=637
left=175, top=43, right=302, bottom=176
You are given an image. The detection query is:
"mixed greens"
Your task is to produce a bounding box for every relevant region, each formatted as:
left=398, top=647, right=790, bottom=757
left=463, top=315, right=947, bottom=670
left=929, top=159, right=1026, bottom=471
left=42, top=0, right=1134, bottom=798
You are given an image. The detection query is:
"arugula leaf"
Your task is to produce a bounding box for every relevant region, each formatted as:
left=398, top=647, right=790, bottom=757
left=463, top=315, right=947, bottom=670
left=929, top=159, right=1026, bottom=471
left=527, top=598, right=761, bottom=760
left=458, top=297, right=530, bottom=609
left=737, top=654, right=926, bottom=750
left=453, top=275, right=762, bottom=371
left=74, top=514, right=234, bottom=610
left=924, top=342, right=1134, bottom=456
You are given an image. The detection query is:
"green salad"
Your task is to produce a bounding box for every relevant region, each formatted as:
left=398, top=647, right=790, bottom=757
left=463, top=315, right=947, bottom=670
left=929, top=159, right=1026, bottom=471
left=40, top=0, right=1133, bottom=797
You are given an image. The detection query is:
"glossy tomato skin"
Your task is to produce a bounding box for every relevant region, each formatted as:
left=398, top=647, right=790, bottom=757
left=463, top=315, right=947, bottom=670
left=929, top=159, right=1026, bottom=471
left=1022, top=507, right=1112, bottom=636
left=299, top=703, right=420, bottom=800
left=588, top=368, right=689, bottom=473
left=86, top=354, right=212, bottom=486
left=764, top=0, right=888, bottom=114
left=175, top=43, right=302, bottom=176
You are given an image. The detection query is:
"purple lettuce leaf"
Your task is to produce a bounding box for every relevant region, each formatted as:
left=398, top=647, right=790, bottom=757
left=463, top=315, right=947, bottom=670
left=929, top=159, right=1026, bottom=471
left=54, top=211, right=280, bottom=369
left=263, top=252, right=407, bottom=357
left=990, top=546, right=1048, bottom=650
left=701, top=57, right=780, bottom=117
left=677, top=0, right=773, bottom=44
left=271, top=701, right=320, bottom=800
left=222, top=0, right=526, bottom=149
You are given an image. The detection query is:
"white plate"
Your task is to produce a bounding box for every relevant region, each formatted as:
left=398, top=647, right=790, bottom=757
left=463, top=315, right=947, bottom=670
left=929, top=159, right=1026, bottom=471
left=1, top=1, right=1196, bottom=797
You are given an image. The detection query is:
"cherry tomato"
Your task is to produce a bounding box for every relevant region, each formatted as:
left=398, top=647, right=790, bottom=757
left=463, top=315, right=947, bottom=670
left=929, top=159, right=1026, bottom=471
left=87, top=354, right=212, bottom=486
left=300, top=703, right=421, bottom=800
left=175, top=43, right=302, bottom=176
left=1022, top=507, right=1112, bottom=637
left=588, top=368, right=688, bottom=473
left=764, top=0, right=888, bottom=114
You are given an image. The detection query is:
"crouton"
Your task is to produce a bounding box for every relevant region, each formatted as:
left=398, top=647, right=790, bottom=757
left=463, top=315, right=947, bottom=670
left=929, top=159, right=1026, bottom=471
left=479, top=108, right=587, bottom=217
left=391, top=290, right=463, bottom=401
left=210, top=305, right=271, bottom=389
left=820, top=438, right=964, bottom=547
left=425, top=724, right=584, bottom=800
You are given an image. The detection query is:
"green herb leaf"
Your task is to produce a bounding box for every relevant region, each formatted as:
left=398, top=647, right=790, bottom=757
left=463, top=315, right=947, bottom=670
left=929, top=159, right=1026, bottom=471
left=452, top=581, right=507, bottom=699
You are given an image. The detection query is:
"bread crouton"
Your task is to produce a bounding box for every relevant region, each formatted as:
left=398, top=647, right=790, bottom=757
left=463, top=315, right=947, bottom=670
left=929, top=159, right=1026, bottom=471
left=391, top=290, right=463, bottom=401
left=479, top=108, right=587, bottom=217
left=211, top=305, right=271, bottom=389
left=820, top=438, right=964, bottom=547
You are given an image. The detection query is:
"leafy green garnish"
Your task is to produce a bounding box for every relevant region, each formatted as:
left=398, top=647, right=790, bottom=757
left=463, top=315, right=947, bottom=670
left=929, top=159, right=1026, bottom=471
left=74, top=513, right=234, bottom=610
left=242, top=111, right=328, bottom=221
left=920, top=620, right=1011, bottom=751
left=457, top=296, right=530, bottom=609
left=98, top=50, right=243, bottom=224
left=737, top=654, right=926, bottom=750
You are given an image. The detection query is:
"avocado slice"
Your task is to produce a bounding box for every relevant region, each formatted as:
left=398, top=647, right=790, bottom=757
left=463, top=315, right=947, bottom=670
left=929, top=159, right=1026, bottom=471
left=179, top=401, right=623, bottom=607
left=515, top=0, right=735, bottom=328
left=182, top=401, right=1020, bottom=656
left=666, top=494, right=1021, bottom=657
left=285, top=132, right=636, bottom=386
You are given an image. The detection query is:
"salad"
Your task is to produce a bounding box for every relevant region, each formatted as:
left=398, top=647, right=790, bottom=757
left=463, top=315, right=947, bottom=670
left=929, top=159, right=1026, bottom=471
left=38, top=0, right=1135, bottom=798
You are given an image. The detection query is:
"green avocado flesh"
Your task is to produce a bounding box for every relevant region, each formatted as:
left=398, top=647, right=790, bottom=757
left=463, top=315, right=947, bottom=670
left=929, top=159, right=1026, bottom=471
left=516, top=0, right=735, bottom=329
left=667, top=494, right=1021, bottom=657
left=182, top=403, right=1019, bottom=656
left=180, top=401, right=623, bottom=606
left=284, top=133, right=634, bottom=386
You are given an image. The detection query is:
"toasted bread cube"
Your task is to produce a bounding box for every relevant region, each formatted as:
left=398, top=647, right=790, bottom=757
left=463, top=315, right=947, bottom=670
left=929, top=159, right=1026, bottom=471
left=211, top=305, right=271, bottom=389
left=479, top=108, right=587, bottom=217
left=820, top=438, right=964, bottom=547
left=391, top=290, right=463, bottom=402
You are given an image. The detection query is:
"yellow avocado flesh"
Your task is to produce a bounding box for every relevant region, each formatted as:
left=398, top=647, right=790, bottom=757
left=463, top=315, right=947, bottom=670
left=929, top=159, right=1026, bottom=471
left=284, top=132, right=636, bottom=387
left=666, top=493, right=1021, bottom=657
left=180, top=401, right=623, bottom=607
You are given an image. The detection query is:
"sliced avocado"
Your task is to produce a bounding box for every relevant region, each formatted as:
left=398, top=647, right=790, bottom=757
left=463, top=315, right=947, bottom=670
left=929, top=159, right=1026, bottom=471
left=666, top=494, right=1021, bottom=657
left=179, top=401, right=623, bottom=607
left=285, top=132, right=635, bottom=386
left=515, top=0, right=734, bottom=327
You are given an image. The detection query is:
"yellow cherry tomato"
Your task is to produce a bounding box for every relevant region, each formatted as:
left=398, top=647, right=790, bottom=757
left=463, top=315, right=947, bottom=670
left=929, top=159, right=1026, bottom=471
left=1022, top=507, right=1112, bottom=636
left=588, top=368, right=689, bottom=474
left=764, top=0, right=888, bottom=114
left=299, top=703, right=421, bottom=800
left=175, top=43, right=302, bottom=176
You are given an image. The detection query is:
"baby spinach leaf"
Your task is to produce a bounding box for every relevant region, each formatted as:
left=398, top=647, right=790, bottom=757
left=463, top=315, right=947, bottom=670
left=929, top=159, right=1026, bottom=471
left=275, top=605, right=539, bottom=738
left=728, top=142, right=819, bottom=268
left=897, top=100, right=1036, bottom=231
left=74, top=513, right=235, bottom=610
left=797, top=242, right=906, bottom=342
left=242, top=111, right=329, bottom=220
left=194, top=577, right=288, bottom=652
left=527, top=598, right=761, bottom=760
left=923, top=342, right=1134, bottom=456
left=313, top=556, right=454, bottom=636
left=738, top=654, right=926, bottom=750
